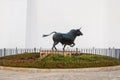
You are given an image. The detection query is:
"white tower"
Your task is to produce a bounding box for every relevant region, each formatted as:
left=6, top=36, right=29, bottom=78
left=26, top=0, right=40, bottom=48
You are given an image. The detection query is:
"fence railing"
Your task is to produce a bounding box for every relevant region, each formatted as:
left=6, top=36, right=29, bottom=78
left=0, top=48, right=120, bottom=59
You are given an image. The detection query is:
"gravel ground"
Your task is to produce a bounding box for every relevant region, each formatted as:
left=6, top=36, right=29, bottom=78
left=0, top=69, right=120, bottom=80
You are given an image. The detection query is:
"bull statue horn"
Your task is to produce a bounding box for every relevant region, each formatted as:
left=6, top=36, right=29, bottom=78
left=79, top=27, right=82, bottom=30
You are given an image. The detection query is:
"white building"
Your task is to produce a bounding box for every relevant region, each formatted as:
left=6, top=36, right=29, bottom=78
left=0, top=0, right=120, bottom=48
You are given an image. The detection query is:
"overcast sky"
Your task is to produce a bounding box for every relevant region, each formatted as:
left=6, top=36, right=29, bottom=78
left=0, top=0, right=27, bottom=48
left=0, top=0, right=120, bottom=49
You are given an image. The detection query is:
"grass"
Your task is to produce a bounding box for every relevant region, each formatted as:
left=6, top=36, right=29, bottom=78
left=0, top=53, right=120, bottom=68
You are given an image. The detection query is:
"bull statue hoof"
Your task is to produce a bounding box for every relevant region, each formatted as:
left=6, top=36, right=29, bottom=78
left=70, top=43, right=75, bottom=47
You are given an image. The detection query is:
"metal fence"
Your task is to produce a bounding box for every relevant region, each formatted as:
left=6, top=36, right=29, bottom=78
left=0, top=48, right=40, bottom=57
left=0, top=48, right=120, bottom=59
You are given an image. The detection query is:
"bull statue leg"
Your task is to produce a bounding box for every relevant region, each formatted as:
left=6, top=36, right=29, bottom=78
left=63, top=44, right=66, bottom=51
left=52, top=42, right=58, bottom=51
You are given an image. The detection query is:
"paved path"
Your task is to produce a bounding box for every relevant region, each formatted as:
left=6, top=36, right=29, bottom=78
left=0, top=69, right=120, bottom=80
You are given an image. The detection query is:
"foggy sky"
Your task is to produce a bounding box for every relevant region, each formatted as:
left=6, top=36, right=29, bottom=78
left=0, top=0, right=27, bottom=48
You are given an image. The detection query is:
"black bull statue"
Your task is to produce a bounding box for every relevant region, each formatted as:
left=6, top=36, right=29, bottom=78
left=42, top=28, right=83, bottom=50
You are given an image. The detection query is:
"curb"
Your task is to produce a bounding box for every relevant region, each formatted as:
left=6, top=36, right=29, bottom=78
left=0, top=66, right=120, bottom=73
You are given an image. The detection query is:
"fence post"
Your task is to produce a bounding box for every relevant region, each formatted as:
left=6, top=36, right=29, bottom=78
left=39, top=48, right=41, bottom=58
left=115, top=49, right=117, bottom=58
left=76, top=48, right=78, bottom=54
left=16, top=47, right=18, bottom=54
left=118, top=49, right=120, bottom=59
left=92, top=47, right=95, bottom=54
left=95, top=48, right=96, bottom=54
left=112, top=47, right=115, bottom=58
left=34, top=47, right=36, bottom=53
left=109, top=47, right=111, bottom=57
left=0, top=49, right=2, bottom=57
left=3, top=48, right=6, bottom=56
left=62, top=49, right=64, bottom=56
left=98, top=48, right=101, bottom=55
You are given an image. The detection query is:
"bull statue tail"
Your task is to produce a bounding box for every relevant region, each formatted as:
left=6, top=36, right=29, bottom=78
left=42, top=31, right=56, bottom=37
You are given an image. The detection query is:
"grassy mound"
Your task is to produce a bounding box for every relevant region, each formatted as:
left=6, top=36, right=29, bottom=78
left=0, top=53, right=120, bottom=68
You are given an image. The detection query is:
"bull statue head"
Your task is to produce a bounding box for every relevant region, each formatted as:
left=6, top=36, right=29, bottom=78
left=75, top=27, right=83, bottom=36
